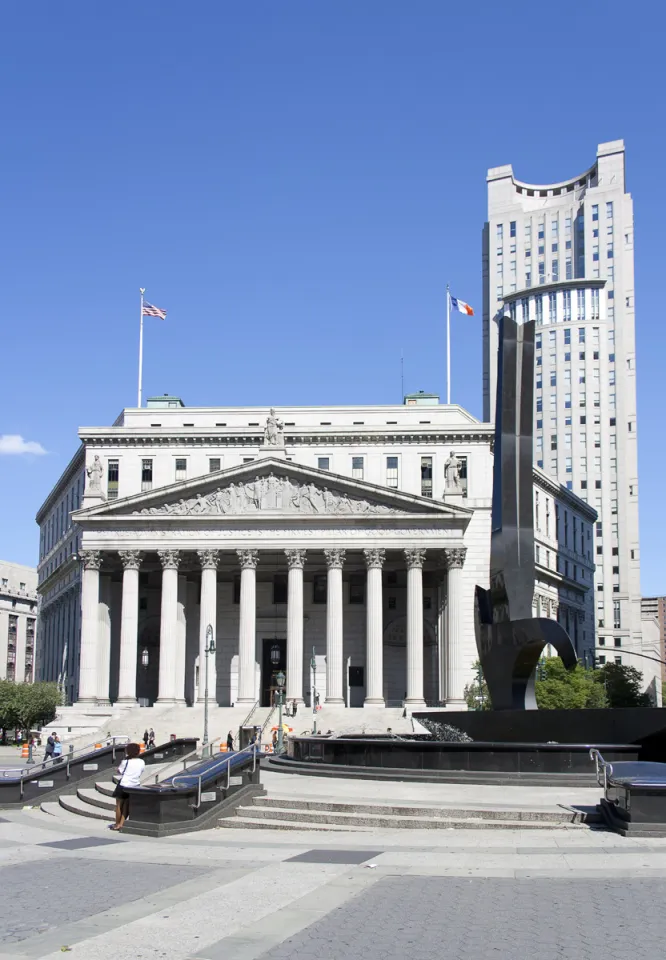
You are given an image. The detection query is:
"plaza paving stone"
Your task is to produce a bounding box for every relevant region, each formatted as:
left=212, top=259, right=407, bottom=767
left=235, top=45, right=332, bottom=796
left=2, top=777, right=666, bottom=960
left=0, top=857, right=209, bottom=946
left=259, top=876, right=666, bottom=960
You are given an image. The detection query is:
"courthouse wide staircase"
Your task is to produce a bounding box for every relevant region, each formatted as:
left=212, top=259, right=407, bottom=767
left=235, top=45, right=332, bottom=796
left=53, top=702, right=418, bottom=749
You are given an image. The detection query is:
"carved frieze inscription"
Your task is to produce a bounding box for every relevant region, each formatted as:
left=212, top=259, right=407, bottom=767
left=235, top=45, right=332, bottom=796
left=89, top=527, right=453, bottom=542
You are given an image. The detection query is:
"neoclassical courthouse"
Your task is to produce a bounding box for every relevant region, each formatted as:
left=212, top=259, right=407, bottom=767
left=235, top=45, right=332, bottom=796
left=36, top=394, right=598, bottom=709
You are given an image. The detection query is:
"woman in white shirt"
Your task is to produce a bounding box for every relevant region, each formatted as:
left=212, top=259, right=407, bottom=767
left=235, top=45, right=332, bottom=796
left=111, top=742, right=145, bottom=831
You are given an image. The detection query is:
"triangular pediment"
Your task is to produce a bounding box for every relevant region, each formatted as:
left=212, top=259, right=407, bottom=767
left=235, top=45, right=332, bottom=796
left=74, top=456, right=471, bottom=522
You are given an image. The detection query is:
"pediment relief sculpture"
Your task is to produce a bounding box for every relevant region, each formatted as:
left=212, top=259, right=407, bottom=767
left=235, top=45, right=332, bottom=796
left=133, top=474, right=400, bottom=517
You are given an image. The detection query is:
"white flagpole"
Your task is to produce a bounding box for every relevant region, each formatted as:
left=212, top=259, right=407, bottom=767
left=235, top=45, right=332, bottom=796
left=446, top=283, right=451, bottom=405
left=137, top=288, right=145, bottom=408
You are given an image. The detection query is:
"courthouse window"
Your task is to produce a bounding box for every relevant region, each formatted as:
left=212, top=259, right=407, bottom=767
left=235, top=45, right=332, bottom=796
left=209, top=458, right=221, bottom=473
left=349, top=573, right=365, bottom=604
left=175, top=458, right=187, bottom=481
left=420, top=457, right=433, bottom=498
left=107, top=459, right=119, bottom=500
left=313, top=574, right=327, bottom=604
left=273, top=574, right=288, bottom=605
left=317, top=457, right=330, bottom=471
left=386, top=456, right=399, bottom=488
left=351, top=457, right=364, bottom=480
left=141, top=459, right=153, bottom=491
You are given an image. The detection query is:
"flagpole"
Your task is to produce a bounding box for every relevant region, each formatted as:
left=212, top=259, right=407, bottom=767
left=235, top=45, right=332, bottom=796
left=446, top=283, right=451, bottom=405
left=137, top=288, right=145, bottom=408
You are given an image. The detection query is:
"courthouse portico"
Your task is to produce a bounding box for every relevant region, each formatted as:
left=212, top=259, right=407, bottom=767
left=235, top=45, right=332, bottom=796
left=72, top=457, right=472, bottom=709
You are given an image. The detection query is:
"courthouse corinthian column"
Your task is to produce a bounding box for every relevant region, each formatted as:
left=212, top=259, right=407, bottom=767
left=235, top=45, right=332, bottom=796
left=97, top=576, right=112, bottom=705
left=285, top=550, right=306, bottom=704
left=364, top=549, right=385, bottom=706
left=404, top=548, right=426, bottom=707
left=77, top=550, right=102, bottom=703
left=236, top=550, right=258, bottom=704
left=444, top=547, right=467, bottom=706
left=157, top=550, right=181, bottom=704
left=197, top=550, right=219, bottom=703
left=117, top=550, right=142, bottom=703
left=174, top=574, right=188, bottom=704
left=324, top=549, right=345, bottom=704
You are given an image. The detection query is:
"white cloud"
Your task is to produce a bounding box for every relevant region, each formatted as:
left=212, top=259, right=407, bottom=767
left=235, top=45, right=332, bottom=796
left=0, top=434, right=47, bottom=455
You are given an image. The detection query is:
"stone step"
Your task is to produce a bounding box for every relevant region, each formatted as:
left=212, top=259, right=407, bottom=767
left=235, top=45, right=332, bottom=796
left=95, top=781, right=116, bottom=798
left=37, top=801, right=114, bottom=830
left=234, top=805, right=584, bottom=830
left=58, top=793, right=114, bottom=822
left=252, top=796, right=588, bottom=824
left=218, top=815, right=368, bottom=832
left=77, top=787, right=115, bottom=812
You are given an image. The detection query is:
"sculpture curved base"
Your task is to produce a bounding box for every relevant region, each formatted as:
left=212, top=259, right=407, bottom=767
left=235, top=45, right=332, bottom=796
left=475, top=586, right=578, bottom=711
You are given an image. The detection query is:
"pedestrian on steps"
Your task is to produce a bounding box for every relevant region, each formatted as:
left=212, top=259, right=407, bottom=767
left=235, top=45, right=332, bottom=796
left=226, top=730, right=234, bottom=752
left=148, top=728, right=155, bottom=748
left=44, top=732, right=56, bottom=762
left=111, top=742, right=145, bottom=831
left=143, top=729, right=149, bottom=748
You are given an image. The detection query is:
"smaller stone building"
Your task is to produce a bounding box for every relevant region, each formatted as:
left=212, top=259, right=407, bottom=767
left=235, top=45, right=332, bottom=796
left=0, top=560, right=38, bottom=683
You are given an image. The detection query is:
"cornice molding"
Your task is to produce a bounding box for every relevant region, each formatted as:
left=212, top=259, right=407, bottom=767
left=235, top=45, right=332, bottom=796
left=77, top=428, right=494, bottom=449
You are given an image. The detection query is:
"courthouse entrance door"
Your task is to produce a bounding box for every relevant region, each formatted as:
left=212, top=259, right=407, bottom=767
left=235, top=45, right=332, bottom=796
left=261, top=638, right=287, bottom=707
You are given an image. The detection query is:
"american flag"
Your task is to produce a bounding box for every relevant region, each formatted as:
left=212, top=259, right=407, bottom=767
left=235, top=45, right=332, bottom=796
left=142, top=301, right=167, bottom=319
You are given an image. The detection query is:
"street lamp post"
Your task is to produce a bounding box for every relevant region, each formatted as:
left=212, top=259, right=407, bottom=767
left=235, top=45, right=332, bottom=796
left=203, top=624, right=216, bottom=758
left=275, top=670, right=286, bottom=755
left=310, top=647, right=317, bottom=735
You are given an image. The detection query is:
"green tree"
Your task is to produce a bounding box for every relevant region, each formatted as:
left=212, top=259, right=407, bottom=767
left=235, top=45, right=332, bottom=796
left=463, top=661, right=491, bottom=710
left=0, top=681, right=62, bottom=740
left=535, top=658, right=608, bottom=709
left=595, top=663, right=652, bottom=708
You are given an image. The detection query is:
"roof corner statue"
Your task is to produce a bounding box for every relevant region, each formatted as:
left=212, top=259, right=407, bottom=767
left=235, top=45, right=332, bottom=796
left=474, top=314, right=577, bottom=710
left=263, top=409, right=284, bottom=447
left=85, top=455, right=104, bottom=494
left=444, top=451, right=462, bottom=491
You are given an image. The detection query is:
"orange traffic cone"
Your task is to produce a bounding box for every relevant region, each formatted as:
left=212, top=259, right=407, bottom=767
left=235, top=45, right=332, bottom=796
left=21, top=743, right=29, bottom=759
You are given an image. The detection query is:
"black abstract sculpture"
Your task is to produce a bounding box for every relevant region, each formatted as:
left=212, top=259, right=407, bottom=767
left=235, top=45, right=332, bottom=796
left=475, top=315, right=577, bottom=710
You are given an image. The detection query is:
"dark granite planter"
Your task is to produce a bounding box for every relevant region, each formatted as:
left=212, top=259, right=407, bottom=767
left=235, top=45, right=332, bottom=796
left=122, top=748, right=264, bottom=837
left=287, top=735, right=637, bottom=783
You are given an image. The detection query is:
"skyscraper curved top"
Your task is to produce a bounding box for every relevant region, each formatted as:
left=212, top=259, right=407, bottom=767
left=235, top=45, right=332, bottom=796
left=481, top=140, right=648, bottom=684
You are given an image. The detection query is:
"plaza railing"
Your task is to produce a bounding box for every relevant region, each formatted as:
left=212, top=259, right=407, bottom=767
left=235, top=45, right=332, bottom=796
left=170, top=743, right=259, bottom=810
left=0, top=735, right=130, bottom=799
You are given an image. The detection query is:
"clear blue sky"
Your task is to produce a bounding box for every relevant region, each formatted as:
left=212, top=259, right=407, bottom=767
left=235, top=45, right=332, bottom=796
left=1, top=2, right=664, bottom=594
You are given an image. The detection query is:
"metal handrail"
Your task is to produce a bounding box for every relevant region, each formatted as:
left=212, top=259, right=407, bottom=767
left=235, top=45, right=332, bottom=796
left=240, top=699, right=259, bottom=729
left=261, top=705, right=277, bottom=736
left=151, top=745, right=201, bottom=785
left=171, top=743, right=258, bottom=810
left=589, top=747, right=612, bottom=796
left=4, top=735, right=131, bottom=799
left=2, top=735, right=130, bottom=781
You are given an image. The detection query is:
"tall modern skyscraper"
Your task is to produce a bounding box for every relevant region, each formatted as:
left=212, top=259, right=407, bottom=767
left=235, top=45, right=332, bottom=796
left=482, top=141, right=653, bottom=691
